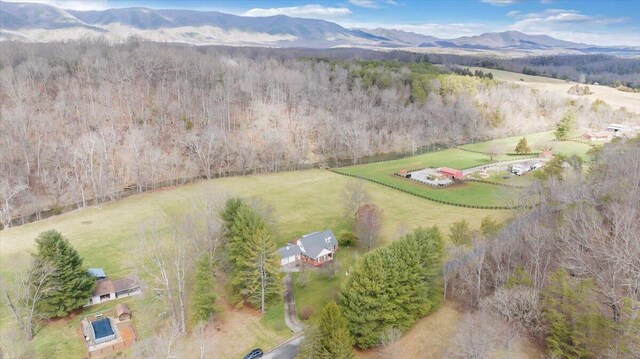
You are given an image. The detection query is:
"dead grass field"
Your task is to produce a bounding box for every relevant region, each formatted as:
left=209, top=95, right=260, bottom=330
left=355, top=302, right=543, bottom=359
left=469, top=66, right=640, bottom=114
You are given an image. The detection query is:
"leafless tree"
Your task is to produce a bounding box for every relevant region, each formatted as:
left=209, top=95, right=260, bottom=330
left=0, top=176, right=28, bottom=228
left=378, top=327, right=402, bottom=359
left=342, top=179, right=370, bottom=221
left=135, top=218, right=195, bottom=334
left=1, top=261, right=56, bottom=340
left=446, top=311, right=500, bottom=359
left=0, top=329, right=36, bottom=359
left=354, top=203, right=383, bottom=250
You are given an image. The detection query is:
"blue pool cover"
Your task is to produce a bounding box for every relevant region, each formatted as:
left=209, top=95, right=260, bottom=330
left=92, top=318, right=114, bottom=339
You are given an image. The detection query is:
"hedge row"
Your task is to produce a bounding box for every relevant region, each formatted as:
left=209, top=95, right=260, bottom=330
left=457, top=146, right=539, bottom=157
left=456, top=147, right=489, bottom=155
left=331, top=147, right=448, bottom=169
left=506, top=152, right=541, bottom=156
left=331, top=170, right=525, bottom=210
left=462, top=177, right=526, bottom=189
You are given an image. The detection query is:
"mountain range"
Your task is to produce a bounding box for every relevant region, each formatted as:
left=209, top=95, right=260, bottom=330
left=1, top=1, right=638, bottom=54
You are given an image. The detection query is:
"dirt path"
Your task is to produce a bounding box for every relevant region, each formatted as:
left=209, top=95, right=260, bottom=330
left=283, top=273, right=304, bottom=334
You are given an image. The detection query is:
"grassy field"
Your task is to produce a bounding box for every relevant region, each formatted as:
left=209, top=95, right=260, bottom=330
left=468, top=66, right=640, bottom=114
left=332, top=133, right=596, bottom=208
left=0, top=169, right=508, bottom=358
left=334, top=148, right=517, bottom=207
left=460, top=131, right=595, bottom=160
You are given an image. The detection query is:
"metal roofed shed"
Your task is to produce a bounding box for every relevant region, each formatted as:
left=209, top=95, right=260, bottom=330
left=88, top=268, right=107, bottom=279
left=91, top=318, right=116, bottom=344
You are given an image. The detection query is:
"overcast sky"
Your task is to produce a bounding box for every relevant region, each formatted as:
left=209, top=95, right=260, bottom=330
left=5, top=0, right=640, bottom=46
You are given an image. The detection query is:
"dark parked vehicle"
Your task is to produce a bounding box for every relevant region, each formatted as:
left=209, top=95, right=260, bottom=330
left=243, top=348, right=263, bottom=359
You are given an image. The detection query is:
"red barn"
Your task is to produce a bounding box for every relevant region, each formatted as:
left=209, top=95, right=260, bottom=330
left=439, top=167, right=463, bottom=180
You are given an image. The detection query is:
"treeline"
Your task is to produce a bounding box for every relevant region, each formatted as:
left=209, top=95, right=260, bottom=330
left=445, top=138, right=640, bottom=358
left=451, top=66, right=494, bottom=79
left=430, top=53, right=640, bottom=88
left=1, top=40, right=635, bottom=229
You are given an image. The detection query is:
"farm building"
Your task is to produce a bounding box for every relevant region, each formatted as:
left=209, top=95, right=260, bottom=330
left=438, top=167, right=463, bottom=180
left=86, top=275, right=142, bottom=306
left=115, top=303, right=131, bottom=321
left=88, top=268, right=107, bottom=280
left=582, top=131, right=613, bottom=142
left=607, top=123, right=638, bottom=137
left=278, top=229, right=338, bottom=267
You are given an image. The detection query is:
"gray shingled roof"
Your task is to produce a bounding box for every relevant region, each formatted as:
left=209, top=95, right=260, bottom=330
left=277, top=229, right=337, bottom=260
left=298, top=230, right=337, bottom=259
left=278, top=244, right=302, bottom=258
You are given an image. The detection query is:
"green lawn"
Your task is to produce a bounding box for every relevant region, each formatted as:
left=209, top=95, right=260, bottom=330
left=335, top=148, right=513, bottom=207
left=334, top=133, right=597, bottom=208
left=292, top=247, right=361, bottom=320
left=460, top=131, right=596, bottom=160
left=0, top=169, right=508, bottom=358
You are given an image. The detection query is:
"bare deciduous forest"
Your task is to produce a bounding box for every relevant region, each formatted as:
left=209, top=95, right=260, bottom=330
left=445, top=139, right=640, bottom=358
left=0, top=40, right=637, bottom=228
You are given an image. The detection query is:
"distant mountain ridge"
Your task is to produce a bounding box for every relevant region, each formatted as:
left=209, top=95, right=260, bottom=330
left=1, top=1, right=638, bottom=54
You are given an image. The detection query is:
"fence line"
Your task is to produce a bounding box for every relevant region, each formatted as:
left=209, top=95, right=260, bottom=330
left=331, top=170, right=528, bottom=210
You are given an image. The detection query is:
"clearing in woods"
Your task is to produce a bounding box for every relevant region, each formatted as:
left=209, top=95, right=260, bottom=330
left=468, top=66, right=640, bottom=114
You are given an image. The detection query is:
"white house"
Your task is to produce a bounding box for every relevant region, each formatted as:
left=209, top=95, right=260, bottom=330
left=86, top=275, right=142, bottom=306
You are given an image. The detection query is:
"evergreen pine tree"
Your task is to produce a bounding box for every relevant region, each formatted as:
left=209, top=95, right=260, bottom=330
left=221, top=198, right=282, bottom=311
left=480, top=216, right=501, bottom=238
left=515, top=137, right=531, bottom=153
left=554, top=112, right=576, bottom=141
left=298, top=322, right=329, bottom=359
left=241, top=227, right=282, bottom=312
left=317, top=302, right=355, bottom=358
left=33, top=230, right=95, bottom=317
left=542, top=269, right=609, bottom=358
left=192, top=254, right=216, bottom=323
left=448, top=219, right=471, bottom=246
left=339, top=227, right=443, bottom=348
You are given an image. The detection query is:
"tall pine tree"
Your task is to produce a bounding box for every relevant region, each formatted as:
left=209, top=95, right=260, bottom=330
left=192, top=253, right=217, bottom=323
left=299, top=301, right=355, bottom=359
left=33, top=230, right=95, bottom=318
left=542, top=269, right=610, bottom=358
left=339, top=227, right=443, bottom=348
left=221, top=198, right=282, bottom=311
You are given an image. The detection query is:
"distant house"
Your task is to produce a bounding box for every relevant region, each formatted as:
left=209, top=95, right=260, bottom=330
left=86, top=274, right=142, bottom=306
left=278, top=230, right=338, bottom=267
left=607, top=123, right=633, bottom=137
left=439, top=167, right=463, bottom=180
left=582, top=131, right=613, bottom=142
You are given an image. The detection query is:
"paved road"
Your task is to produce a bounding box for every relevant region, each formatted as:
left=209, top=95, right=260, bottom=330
left=283, top=274, right=304, bottom=333
left=262, top=335, right=304, bottom=359
left=261, top=274, right=305, bottom=359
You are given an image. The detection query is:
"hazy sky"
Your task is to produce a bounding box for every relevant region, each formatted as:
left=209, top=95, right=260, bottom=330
left=5, top=0, right=640, bottom=45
